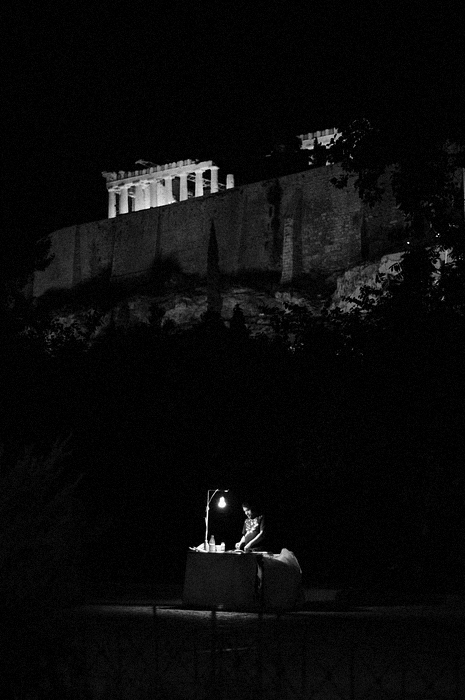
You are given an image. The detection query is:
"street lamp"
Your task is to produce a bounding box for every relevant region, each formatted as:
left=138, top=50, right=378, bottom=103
left=205, top=489, right=229, bottom=549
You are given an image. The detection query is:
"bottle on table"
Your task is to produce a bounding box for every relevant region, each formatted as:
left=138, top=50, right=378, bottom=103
left=209, top=535, right=215, bottom=552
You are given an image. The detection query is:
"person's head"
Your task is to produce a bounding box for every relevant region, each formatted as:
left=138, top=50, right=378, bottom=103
left=242, top=501, right=258, bottom=519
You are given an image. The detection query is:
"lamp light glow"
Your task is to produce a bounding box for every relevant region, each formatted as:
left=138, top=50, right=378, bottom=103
left=204, top=488, right=229, bottom=549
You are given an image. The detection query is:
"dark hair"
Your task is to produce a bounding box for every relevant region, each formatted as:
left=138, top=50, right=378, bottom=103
left=242, top=500, right=260, bottom=516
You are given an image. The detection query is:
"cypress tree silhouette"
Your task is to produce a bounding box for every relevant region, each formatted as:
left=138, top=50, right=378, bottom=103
left=205, top=221, right=223, bottom=322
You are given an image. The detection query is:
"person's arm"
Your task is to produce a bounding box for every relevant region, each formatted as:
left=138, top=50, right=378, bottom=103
left=235, top=523, right=247, bottom=550
left=235, top=530, right=247, bottom=549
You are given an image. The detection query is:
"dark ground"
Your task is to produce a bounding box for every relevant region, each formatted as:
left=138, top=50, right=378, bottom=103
left=14, top=593, right=465, bottom=699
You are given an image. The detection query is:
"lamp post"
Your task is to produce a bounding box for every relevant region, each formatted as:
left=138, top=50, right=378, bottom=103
left=205, top=489, right=229, bottom=550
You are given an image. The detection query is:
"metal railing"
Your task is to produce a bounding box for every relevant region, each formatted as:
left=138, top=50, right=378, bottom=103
left=6, top=605, right=465, bottom=699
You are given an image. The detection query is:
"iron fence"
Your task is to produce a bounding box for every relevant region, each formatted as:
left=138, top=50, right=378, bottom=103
left=6, top=605, right=465, bottom=699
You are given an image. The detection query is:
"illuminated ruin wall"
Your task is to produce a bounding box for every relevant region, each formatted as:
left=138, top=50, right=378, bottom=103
left=33, top=165, right=403, bottom=297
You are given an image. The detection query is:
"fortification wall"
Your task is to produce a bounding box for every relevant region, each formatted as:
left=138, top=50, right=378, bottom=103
left=33, top=165, right=403, bottom=297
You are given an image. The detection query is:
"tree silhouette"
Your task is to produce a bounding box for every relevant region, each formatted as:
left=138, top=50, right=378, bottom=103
left=205, top=221, right=223, bottom=323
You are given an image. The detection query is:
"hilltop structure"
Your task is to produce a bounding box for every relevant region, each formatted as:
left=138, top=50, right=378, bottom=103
left=298, top=127, right=338, bottom=153
left=102, top=159, right=235, bottom=218
left=100, top=129, right=337, bottom=220
left=33, top=129, right=404, bottom=298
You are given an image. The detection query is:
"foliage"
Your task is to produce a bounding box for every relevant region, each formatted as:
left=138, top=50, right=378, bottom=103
left=322, top=111, right=465, bottom=371
left=0, top=439, right=90, bottom=700
left=0, top=439, right=85, bottom=614
left=0, top=236, right=53, bottom=345
left=23, top=307, right=103, bottom=356
left=206, top=222, right=222, bottom=320
left=0, top=236, right=52, bottom=287
left=328, top=116, right=464, bottom=246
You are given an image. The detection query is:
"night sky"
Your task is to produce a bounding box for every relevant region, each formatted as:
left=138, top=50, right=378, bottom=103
left=4, top=4, right=464, bottom=243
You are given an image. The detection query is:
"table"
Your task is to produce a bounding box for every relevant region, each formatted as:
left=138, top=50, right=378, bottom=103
left=182, top=548, right=304, bottom=612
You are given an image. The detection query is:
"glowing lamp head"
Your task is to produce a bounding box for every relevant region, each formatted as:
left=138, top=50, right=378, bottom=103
left=218, top=496, right=227, bottom=508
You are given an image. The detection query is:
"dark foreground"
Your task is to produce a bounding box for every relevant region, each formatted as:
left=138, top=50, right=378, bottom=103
left=6, top=589, right=465, bottom=700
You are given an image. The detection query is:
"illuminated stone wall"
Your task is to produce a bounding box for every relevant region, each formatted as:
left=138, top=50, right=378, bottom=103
left=33, top=165, right=403, bottom=296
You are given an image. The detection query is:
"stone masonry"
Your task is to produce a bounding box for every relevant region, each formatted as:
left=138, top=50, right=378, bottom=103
left=33, top=164, right=404, bottom=297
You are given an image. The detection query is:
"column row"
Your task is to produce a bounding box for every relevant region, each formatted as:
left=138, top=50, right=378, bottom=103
left=108, top=166, right=230, bottom=218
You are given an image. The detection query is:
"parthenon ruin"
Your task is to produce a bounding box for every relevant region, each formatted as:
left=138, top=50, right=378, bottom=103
left=297, top=127, right=338, bottom=151
left=36, top=126, right=407, bottom=299
left=101, top=129, right=338, bottom=219
left=102, top=159, right=235, bottom=219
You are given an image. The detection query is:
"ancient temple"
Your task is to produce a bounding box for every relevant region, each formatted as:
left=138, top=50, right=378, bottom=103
left=102, top=159, right=234, bottom=218
left=35, top=126, right=406, bottom=298
left=297, top=127, right=338, bottom=152
left=101, top=129, right=337, bottom=219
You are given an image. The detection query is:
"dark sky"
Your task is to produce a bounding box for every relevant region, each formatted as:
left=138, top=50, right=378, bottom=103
left=4, top=4, right=465, bottom=242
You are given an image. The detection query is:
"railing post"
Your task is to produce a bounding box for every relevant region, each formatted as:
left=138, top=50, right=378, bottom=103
left=152, top=605, right=159, bottom=679
left=209, top=608, right=218, bottom=699
left=256, top=610, right=264, bottom=700
left=349, top=637, right=355, bottom=700
left=454, top=650, right=461, bottom=700
left=274, top=613, right=284, bottom=698
left=300, top=621, right=307, bottom=698
left=400, top=647, right=406, bottom=700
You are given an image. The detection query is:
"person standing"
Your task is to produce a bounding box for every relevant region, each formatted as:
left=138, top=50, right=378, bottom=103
left=235, top=501, right=265, bottom=551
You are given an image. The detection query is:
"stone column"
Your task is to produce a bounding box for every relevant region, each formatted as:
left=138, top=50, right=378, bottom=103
left=195, top=169, right=204, bottom=197
left=134, top=183, right=145, bottom=211
left=210, top=166, right=219, bottom=193
left=119, top=186, right=129, bottom=214
left=164, top=175, right=175, bottom=204
left=108, top=189, right=117, bottom=218
left=179, top=172, right=188, bottom=201
left=226, top=174, right=235, bottom=189
left=141, top=182, right=150, bottom=209
left=156, top=179, right=166, bottom=206
left=149, top=180, right=158, bottom=208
